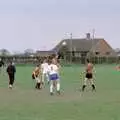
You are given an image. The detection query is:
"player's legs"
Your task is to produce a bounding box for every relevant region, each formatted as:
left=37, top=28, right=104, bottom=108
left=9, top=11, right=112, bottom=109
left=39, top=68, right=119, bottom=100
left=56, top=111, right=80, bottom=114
left=41, top=73, right=45, bottom=86
left=46, top=73, right=50, bottom=84
left=8, top=74, right=14, bottom=89
left=50, top=80, right=54, bottom=95
left=49, top=73, right=59, bottom=95
left=32, top=74, right=38, bottom=89
left=89, top=78, right=96, bottom=91
left=56, top=72, right=60, bottom=93
left=35, top=78, right=39, bottom=89
left=82, top=77, right=87, bottom=91
left=56, top=79, right=60, bottom=94
left=11, top=74, right=15, bottom=85
left=35, top=77, right=41, bottom=89
left=42, top=73, right=50, bottom=84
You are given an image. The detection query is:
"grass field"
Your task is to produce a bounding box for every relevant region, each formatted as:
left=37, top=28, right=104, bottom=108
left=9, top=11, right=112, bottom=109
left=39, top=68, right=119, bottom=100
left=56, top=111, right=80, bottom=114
left=0, top=65, right=120, bottom=120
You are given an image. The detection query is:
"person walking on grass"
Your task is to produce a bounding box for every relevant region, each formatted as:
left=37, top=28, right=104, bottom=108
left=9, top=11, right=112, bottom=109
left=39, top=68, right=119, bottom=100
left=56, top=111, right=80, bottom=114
left=6, top=61, right=16, bottom=89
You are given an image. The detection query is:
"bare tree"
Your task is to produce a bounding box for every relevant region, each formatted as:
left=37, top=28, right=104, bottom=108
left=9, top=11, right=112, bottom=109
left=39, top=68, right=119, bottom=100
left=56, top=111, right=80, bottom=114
left=24, top=49, right=35, bottom=56
left=0, top=49, right=10, bottom=56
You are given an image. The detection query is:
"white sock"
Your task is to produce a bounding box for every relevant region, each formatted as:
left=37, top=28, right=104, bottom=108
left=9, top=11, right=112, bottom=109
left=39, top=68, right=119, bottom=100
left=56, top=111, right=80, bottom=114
left=50, top=84, right=53, bottom=93
left=57, top=83, right=60, bottom=91
left=46, top=74, right=49, bottom=82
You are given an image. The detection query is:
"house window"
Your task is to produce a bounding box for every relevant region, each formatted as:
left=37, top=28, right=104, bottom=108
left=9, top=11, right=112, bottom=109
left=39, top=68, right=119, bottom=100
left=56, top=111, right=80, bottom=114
left=95, top=52, right=100, bottom=55
left=106, top=52, right=110, bottom=55
left=72, top=51, right=75, bottom=56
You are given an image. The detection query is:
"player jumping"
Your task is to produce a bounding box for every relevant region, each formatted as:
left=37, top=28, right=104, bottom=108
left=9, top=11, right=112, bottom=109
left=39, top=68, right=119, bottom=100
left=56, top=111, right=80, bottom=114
left=82, top=59, right=96, bottom=92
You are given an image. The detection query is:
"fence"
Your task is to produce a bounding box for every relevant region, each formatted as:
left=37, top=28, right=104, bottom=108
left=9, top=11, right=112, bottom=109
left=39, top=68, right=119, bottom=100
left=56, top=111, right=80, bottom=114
left=0, top=56, right=42, bottom=65
left=61, top=56, right=119, bottom=65
left=59, top=51, right=119, bottom=64
left=0, top=55, right=120, bottom=65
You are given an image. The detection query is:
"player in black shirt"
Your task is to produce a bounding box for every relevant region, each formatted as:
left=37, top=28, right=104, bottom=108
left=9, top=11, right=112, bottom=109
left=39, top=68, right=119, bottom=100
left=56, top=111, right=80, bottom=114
left=6, top=61, right=16, bottom=89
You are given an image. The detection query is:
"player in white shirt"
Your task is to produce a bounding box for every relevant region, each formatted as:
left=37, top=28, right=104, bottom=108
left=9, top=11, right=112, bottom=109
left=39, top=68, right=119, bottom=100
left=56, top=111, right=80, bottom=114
left=48, top=58, right=60, bottom=95
left=41, top=58, right=49, bottom=85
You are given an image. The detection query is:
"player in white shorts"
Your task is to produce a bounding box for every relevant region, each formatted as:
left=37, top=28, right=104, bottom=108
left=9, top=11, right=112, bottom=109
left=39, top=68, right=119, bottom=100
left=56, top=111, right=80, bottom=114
left=41, top=57, right=49, bottom=86
left=48, top=58, right=60, bottom=95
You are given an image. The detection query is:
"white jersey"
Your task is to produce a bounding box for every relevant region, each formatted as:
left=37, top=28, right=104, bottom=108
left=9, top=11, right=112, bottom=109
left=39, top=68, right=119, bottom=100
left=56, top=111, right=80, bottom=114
left=41, top=63, right=49, bottom=74
left=48, top=64, right=59, bottom=75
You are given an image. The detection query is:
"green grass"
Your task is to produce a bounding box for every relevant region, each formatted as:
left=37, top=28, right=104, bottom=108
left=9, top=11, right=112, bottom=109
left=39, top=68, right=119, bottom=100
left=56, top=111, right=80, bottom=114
left=0, top=65, right=120, bottom=120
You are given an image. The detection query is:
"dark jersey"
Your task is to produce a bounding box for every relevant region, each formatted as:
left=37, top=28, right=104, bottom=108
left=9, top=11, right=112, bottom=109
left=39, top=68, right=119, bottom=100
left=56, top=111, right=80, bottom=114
left=7, top=65, right=16, bottom=75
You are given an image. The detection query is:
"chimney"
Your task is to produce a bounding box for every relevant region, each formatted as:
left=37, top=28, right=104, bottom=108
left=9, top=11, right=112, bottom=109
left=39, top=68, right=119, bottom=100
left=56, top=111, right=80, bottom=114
left=86, top=33, right=91, bottom=40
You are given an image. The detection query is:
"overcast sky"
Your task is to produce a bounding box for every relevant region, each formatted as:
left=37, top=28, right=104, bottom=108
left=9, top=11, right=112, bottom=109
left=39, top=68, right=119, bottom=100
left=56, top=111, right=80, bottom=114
left=0, top=0, right=120, bottom=52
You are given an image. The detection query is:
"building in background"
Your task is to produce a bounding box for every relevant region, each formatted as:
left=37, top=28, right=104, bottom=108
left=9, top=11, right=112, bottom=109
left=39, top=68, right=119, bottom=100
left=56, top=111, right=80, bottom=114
left=52, top=33, right=116, bottom=59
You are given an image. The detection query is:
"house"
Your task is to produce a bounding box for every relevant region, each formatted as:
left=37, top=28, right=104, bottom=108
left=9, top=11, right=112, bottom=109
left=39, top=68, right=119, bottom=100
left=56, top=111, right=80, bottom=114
left=52, top=34, right=116, bottom=58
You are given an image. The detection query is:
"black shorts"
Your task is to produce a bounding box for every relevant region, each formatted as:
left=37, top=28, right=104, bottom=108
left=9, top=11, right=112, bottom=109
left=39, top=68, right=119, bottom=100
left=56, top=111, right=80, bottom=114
left=32, top=74, right=35, bottom=79
left=32, top=74, right=38, bottom=79
left=86, top=73, right=93, bottom=79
